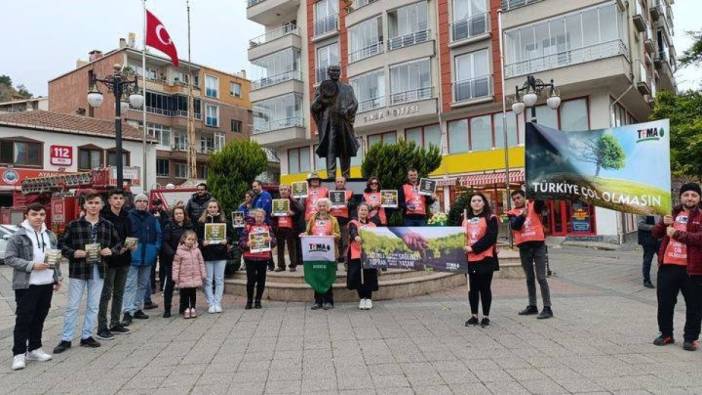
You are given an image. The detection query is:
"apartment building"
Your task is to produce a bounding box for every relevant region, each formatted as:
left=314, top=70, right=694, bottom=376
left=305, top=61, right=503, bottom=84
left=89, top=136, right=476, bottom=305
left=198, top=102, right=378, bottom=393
left=0, top=97, right=48, bottom=113
left=246, top=0, right=676, bottom=241
left=49, top=38, right=252, bottom=188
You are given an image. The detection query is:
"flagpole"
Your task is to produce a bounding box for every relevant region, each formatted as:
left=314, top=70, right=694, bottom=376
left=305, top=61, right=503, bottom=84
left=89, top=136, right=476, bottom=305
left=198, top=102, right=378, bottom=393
left=186, top=0, right=197, bottom=180
left=142, top=0, right=148, bottom=191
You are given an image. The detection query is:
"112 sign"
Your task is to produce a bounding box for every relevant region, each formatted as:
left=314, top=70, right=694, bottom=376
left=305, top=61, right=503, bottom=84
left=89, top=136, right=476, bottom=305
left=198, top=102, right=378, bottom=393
left=50, top=145, right=72, bottom=166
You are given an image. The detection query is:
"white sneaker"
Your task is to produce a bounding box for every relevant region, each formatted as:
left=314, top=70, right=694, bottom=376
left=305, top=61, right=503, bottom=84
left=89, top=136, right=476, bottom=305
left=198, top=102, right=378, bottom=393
left=208, top=305, right=216, bottom=314
left=215, top=305, right=222, bottom=313
left=26, top=348, right=52, bottom=362
left=366, top=299, right=373, bottom=310
left=12, top=354, right=25, bottom=370
left=358, top=299, right=365, bottom=310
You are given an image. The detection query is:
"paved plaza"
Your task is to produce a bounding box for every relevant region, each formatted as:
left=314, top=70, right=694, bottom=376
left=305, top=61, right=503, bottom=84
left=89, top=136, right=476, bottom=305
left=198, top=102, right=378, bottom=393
left=1, top=245, right=701, bottom=394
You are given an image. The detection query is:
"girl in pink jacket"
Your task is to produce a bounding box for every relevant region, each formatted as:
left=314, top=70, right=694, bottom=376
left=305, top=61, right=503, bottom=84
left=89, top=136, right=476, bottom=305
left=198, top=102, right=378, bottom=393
left=172, top=231, right=206, bottom=319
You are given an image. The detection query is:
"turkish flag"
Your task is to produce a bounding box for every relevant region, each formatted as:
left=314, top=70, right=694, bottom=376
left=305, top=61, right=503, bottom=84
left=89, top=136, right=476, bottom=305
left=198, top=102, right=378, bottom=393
left=145, top=10, right=179, bottom=66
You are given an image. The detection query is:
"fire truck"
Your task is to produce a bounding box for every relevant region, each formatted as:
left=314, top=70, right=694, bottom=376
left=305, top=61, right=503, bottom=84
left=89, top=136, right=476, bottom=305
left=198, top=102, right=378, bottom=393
left=0, top=168, right=133, bottom=235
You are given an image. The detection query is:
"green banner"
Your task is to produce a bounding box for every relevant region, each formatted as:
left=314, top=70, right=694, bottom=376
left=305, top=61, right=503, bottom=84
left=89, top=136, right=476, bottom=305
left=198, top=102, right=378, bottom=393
left=303, top=261, right=337, bottom=294
left=301, top=235, right=337, bottom=293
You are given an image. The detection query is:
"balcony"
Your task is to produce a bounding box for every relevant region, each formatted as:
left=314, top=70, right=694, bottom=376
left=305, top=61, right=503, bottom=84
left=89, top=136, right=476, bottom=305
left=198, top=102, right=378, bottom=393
left=314, top=15, right=339, bottom=40
left=144, top=106, right=202, bottom=120
left=504, top=39, right=629, bottom=78
left=248, top=24, right=300, bottom=61
left=632, top=1, right=647, bottom=32
left=349, top=41, right=384, bottom=63
left=451, top=12, right=489, bottom=44
left=250, top=71, right=303, bottom=102
left=247, top=0, right=300, bottom=25
left=390, top=86, right=433, bottom=106
left=388, top=29, right=430, bottom=51
left=644, top=25, right=655, bottom=53
left=252, top=70, right=302, bottom=90
left=354, top=91, right=438, bottom=132
left=348, top=0, right=377, bottom=13
left=636, top=61, right=651, bottom=95
left=452, top=75, right=493, bottom=104
left=500, top=0, right=544, bottom=12
left=357, top=96, right=385, bottom=113
left=251, top=117, right=306, bottom=147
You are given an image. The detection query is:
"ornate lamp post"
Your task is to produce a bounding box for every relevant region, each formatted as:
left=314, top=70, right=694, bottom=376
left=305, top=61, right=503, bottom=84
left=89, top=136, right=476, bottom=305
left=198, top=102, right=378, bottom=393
left=511, top=75, right=561, bottom=122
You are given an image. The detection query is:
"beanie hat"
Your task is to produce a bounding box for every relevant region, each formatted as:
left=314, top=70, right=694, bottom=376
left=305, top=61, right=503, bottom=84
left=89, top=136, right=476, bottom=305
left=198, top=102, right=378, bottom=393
left=134, top=193, right=149, bottom=202
left=679, top=183, right=701, bottom=197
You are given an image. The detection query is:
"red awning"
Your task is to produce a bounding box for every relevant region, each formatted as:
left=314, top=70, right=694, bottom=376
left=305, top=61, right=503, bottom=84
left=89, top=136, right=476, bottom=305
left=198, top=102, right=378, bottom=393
left=458, top=170, right=524, bottom=187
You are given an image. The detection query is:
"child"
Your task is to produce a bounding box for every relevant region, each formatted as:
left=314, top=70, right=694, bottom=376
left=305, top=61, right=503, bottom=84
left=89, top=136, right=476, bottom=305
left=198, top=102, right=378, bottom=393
left=240, top=209, right=276, bottom=309
left=172, top=231, right=206, bottom=319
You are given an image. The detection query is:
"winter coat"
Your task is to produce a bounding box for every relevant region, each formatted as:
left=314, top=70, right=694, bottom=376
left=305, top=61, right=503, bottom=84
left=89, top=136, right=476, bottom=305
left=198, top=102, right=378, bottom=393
left=162, top=221, right=193, bottom=266
left=101, top=206, right=132, bottom=267
left=127, top=209, right=162, bottom=266
left=186, top=192, right=212, bottom=226
left=172, top=244, right=206, bottom=288
left=60, top=217, right=121, bottom=280
left=652, top=206, right=702, bottom=275
left=197, top=214, right=233, bottom=261
left=5, top=223, right=62, bottom=290
left=252, top=190, right=273, bottom=222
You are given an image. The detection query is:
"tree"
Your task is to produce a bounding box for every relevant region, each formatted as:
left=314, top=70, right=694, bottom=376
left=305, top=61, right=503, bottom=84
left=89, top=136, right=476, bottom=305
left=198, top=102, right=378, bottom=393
left=447, top=190, right=474, bottom=226
left=0, top=74, right=33, bottom=101
left=650, top=90, right=702, bottom=179
left=679, top=30, right=702, bottom=67
left=206, top=140, right=268, bottom=215
left=579, top=134, right=626, bottom=176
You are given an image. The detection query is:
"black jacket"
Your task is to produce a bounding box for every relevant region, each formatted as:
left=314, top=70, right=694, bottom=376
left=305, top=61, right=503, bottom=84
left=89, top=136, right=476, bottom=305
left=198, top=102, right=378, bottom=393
left=197, top=215, right=233, bottom=261
left=162, top=221, right=194, bottom=265
left=186, top=192, right=212, bottom=226
left=638, top=216, right=660, bottom=247
left=100, top=206, right=132, bottom=268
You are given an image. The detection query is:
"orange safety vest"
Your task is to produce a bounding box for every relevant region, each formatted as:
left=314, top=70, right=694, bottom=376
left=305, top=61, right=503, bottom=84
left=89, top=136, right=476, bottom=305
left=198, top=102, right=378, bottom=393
left=310, top=216, right=334, bottom=236
left=349, top=219, right=376, bottom=260
left=507, top=201, right=545, bottom=245
left=463, top=215, right=496, bottom=262
left=305, top=186, right=329, bottom=221
left=243, top=223, right=272, bottom=260
left=330, top=190, right=353, bottom=219
left=402, top=184, right=426, bottom=216
left=663, top=212, right=689, bottom=266
left=363, top=192, right=387, bottom=225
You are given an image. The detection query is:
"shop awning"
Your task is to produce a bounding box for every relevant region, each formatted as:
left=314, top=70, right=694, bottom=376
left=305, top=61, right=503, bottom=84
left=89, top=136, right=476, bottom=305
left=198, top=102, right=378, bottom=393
left=458, top=170, right=524, bottom=187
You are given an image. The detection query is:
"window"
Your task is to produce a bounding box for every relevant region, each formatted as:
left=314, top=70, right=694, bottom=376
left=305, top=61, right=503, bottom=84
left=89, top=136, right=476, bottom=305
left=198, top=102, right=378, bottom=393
left=316, top=43, right=339, bottom=83
left=388, top=1, right=429, bottom=50
left=368, top=131, right=397, bottom=147
left=205, top=104, right=219, bottom=127
left=144, top=92, right=201, bottom=118
left=448, top=119, right=469, bottom=154
left=107, top=150, right=129, bottom=167
left=452, top=0, right=487, bottom=41
left=560, top=98, right=588, bottom=131
left=197, top=164, right=208, bottom=179
left=0, top=140, right=42, bottom=166
left=493, top=111, right=519, bottom=148
left=230, top=82, right=241, bottom=97
left=205, top=75, right=218, bottom=98
left=174, top=162, right=188, bottom=178
left=252, top=48, right=301, bottom=89
left=405, top=124, right=441, bottom=149
left=390, top=58, right=431, bottom=104
left=314, top=138, right=365, bottom=170
left=314, top=0, right=338, bottom=36
left=349, top=16, right=384, bottom=62
left=231, top=119, right=243, bottom=133
left=454, top=49, right=490, bottom=102
left=78, top=147, right=103, bottom=170
left=147, top=123, right=171, bottom=147
left=350, top=70, right=385, bottom=112
left=174, top=131, right=188, bottom=151
left=200, top=135, right=215, bottom=153
left=157, top=159, right=169, bottom=177
left=214, top=133, right=226, bottom=151
left=253, top=93, right=303, bottom=133
left=470, top=115, right=492, bottom=151
left=288, top=146, right=311, bottom=174
left=535, top=105, right=558, bottom=129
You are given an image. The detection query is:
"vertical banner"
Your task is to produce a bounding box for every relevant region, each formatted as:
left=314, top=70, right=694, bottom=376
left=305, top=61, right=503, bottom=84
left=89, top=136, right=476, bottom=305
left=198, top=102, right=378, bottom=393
left=301, top=235, right=337, bottom=293
left=526, top=120, right=671, bottom=215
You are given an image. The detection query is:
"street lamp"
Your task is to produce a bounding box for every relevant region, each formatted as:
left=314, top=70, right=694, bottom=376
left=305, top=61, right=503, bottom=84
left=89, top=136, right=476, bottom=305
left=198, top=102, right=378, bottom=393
left=511, top=75, right=560, bottom=122
left=87, top=64, right=144, bottom=189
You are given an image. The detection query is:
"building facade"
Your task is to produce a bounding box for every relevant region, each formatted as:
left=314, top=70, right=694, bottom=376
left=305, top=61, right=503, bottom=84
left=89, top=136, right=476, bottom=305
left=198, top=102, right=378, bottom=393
left=247, top=0, right=675, bottom=241
left=48, top=39, right=252, bottom=189
left=0, top=97, right=49, bottom=113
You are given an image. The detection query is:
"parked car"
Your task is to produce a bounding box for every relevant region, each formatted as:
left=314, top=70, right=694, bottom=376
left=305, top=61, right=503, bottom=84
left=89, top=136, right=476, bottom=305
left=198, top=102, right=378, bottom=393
left=0, top=225, right=19, bottom=264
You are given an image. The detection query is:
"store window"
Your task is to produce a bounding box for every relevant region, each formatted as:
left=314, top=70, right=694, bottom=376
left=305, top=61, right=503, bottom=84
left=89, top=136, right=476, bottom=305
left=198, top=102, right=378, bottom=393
left=405, top=124, right=441, bottom=149
left=368, top=131, right=397, bottom=147
left=559, top=98, right=588, bottom=131
left=493, top=111, right=519, bottom=148
left=470, top=115, right=492, bottom=151
left=448, top=119, right=469, bottom=154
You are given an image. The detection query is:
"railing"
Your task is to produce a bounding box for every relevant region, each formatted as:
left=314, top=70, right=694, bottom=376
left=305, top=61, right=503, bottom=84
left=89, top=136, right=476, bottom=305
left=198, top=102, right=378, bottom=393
left=253, top=116, right=304, bottom=134
left=349, top=40, right=384, bottom=63
left=247, top=0, right=266, bottom=7
left=452, top=13, right=489, bottom=42
left=500, top=0, right=544, bottom=12
left=453, top=75, right=493, bottom=103
left=390, top=86, right=433, bottom=105
left=387, top=29, right=430, bottom=51
left=504, top=39, right=628, bottom=78
left=145, top=106, right=201, bottom=119
left=252, top=70, right=302, bottom=90
left=171, top=143, right=188, bottom=151
left=249, top=24, right=298, bottom=48
left=358, top=96, right=386, bottom=113
left=314, top=15, right=338, bottom=37
left=349, top=0, right=377, bottom=12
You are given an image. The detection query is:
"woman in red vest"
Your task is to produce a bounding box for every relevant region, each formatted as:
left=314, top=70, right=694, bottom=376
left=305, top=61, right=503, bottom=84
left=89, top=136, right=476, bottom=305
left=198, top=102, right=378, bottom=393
left=304, top=198, right=340, bottom=310
left=347, top=203, right=381, bottom=310
left=463, top=192, right=499, bottom=328
left=363, top=176, right=387, bottom=225
left=239, top=209, right=276, bottom=309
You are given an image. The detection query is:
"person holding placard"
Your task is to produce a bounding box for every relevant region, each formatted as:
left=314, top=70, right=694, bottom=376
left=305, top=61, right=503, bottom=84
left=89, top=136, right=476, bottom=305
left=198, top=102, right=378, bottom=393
left=273, top=185, right=304, bottom=272
left=363, top=177, right=387, bottom=225
left=398, top=169, right=435, bottom=226
left=303, top=198, right=340, bottom=310
left=304, top=172, right=329, bottom=222
left=197, top=200, right=233, bottom=314
left=7, top=203, right=62, bottom=370
left=347, top=203, right=381, bottom=310
left=330, top=176, right=354, bottom=264
left=240, top=209, right=277, bottom=309
left=462, top=193, right=499, bottom=328
left=161, top=207, right=193, bottom=318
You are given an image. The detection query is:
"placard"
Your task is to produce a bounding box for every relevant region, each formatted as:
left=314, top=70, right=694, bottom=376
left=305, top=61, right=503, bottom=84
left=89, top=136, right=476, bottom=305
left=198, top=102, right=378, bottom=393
left=380, top=190, right=398, bottom=208
left=45, top=249, right=62, bottom=269
left=292, top=181, right=308, bottom=199
left=85, top=243, right=100, bottom=264
left=124, top=237, right=138, bottom=249
left=419, top=178, right=437, bottom=196
left=272, top=199, right=290, bottom=217
left=204, top=223, right=226, bottom=244
left=329, top=191, right=347, bottom=208
left=249, top=232, right=271, bottom=253
left=231, top=211, right=245, bottom=228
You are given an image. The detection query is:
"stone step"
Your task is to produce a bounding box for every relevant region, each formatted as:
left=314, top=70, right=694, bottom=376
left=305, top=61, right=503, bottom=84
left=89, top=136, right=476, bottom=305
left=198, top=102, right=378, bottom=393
left=228, top=267, right=433, bottom=285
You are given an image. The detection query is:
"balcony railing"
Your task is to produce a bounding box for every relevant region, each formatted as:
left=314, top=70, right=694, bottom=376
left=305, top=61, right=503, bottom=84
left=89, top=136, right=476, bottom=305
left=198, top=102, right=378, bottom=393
left=247, top=0, right=266, bottom=7
left=252, top=70, right=302, bottom=90
left=349, top=40, right=384, bottom=63
left=453, top=75, right=493, bottom=103
left=500, top=0, right=544, bottom=12
left=358, top=96, right=386, bottom=113
left=205, top=117, right=219, bottom=127
left=452, top=12, right=489, bottom=42
left=249, top=24, right=298, bottom=48
left=253, top=116, right=304, bottom=134
left=504, top=39, right=629, bottom=78
left=145, top=106, right=201, bottom=119
left=349, top=0, right=377, bottom=13
left=388, top=29, right=430, bottom=51
left=314, top=15, right=339, bottom=37
left=390, top=86, right=433, bottom=105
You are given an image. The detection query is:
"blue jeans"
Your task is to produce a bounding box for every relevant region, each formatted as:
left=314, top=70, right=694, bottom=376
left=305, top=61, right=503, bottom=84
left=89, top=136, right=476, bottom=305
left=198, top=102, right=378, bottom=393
left=403, top=218, right=426, bottom=226
left=122, top=265, right=151, bottom=315
left=62, top=265, right=104, bottom=341
left=204, top=260, right=226, bottom=307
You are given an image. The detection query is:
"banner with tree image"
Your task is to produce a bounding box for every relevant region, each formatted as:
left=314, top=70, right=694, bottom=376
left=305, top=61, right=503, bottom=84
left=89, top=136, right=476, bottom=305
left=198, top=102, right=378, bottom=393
left=360, top=227, right=468, bottom=273
left=526, top=121, right=671, bottom=215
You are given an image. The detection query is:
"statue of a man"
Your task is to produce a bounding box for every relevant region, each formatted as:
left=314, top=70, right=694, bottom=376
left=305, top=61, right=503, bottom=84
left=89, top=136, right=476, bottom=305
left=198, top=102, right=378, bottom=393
left=311, top=65, right=359, bottom=180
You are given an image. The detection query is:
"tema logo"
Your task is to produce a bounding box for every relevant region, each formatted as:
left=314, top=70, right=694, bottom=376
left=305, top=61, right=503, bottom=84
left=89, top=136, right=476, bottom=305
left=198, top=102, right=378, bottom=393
left=636, top=127, right=665, bottom=143
left=308, top=243, right=331, bottom=252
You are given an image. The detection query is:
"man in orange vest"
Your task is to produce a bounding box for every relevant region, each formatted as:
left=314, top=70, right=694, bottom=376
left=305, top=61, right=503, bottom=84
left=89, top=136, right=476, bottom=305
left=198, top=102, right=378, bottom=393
left=507, top=190, right=552, bottom=319
left=398, top=168, right=435, bottom=226
left=330, top=176, right=355, bottom=264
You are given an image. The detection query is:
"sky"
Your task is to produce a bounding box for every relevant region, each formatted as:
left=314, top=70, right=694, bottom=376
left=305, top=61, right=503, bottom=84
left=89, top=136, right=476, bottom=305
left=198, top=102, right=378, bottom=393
left=0, top=1, right=699, bottom=97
